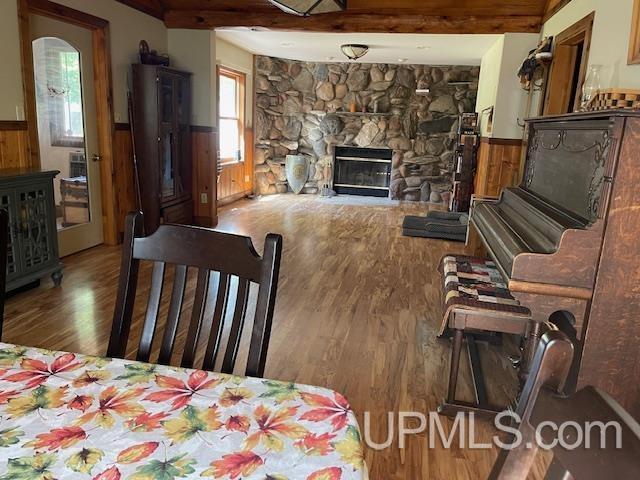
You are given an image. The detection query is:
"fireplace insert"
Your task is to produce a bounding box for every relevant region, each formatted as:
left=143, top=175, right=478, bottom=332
left=333, top=146, right=392, bottom=197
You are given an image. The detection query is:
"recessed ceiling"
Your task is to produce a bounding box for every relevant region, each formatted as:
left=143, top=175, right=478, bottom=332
left=216, top=30, right=502, bottom=66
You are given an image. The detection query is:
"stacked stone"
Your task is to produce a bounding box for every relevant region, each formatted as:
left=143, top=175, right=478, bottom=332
left=254, top=56, right=479, bottom=203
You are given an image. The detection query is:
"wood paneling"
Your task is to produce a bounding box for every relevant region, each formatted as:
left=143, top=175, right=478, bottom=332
left=163, top=10, right=541, bottom=33
left=474, top=137, right=523, bottom=197
left=113, top=125, right=137, bottom=239
left=217, top=128, right=253, bottom=206
left=118, top=0, right=548, bottom=32
left=162, top=0, right=548, bottom=16
left=191, top=127, right=218, bottom=227
left=217, top=163, right=248, bottom=205
left=112, top=124, right=219, bottom=235
left=114, top=0, right=164, bottom=19
left=542, top=0, right=573, bottom=22
left=17, top=0, right=39, bottom=169
left=0, top=125, right=30, bottom=170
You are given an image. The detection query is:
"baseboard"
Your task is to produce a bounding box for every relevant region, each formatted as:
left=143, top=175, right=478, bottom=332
left=218, top=191, right=250, bottom=206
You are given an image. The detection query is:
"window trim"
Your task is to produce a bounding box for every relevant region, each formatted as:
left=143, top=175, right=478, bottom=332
left=217, top=65, right=246, bottom=166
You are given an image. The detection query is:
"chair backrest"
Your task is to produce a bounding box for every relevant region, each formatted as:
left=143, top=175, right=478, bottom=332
left=107, top=212, right=282, bottom=378
left=489, top=323, right=640, bottom=479
left=0, top=209, right=8, bottom=339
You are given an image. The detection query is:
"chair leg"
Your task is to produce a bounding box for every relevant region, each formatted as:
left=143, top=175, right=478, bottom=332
left=520, top=320, right=543, bottom=383
left=447, top=329, right=464, bottom=402
left=439, top=328, right=506, bottom=418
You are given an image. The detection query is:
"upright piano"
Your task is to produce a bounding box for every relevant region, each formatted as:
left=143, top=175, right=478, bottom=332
left=470, top=110, right=640, bottom=418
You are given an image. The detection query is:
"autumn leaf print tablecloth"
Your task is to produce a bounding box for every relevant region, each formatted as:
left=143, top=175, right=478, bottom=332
left=0, top=343, right=366, bottom=479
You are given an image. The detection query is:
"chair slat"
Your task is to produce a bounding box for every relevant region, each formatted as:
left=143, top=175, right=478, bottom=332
left=246, top=233, right=282, bottom=377
left=158, top=264, right=188, bottom=365
left=136, top=261, right=166, bottom=362
left=221, top=277, right=250, bottom=374
left=181, top=268, right=210, bottom=368
left=109, top=212, right=282, bottom=379
left=202, top=272, right=230, bottom=371
left=107, top=213, right=143, bottom=359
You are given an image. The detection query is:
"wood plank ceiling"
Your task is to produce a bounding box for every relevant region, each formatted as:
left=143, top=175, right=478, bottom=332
left=115, top=0, right=557, bottom=34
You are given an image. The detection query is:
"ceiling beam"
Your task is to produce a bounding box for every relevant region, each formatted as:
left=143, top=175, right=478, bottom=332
left=115, top=0, right=165, bottom=20
left=542, top=0, right=572, bottom=23
left=164, top=11, right=542, bottom=34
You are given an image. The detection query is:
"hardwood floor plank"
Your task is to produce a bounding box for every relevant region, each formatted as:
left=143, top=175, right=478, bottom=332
left=4, top=194, right=534, bottom=478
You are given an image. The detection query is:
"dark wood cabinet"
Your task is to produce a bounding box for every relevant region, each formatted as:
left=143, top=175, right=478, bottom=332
left=0, top=169, right=62, bottom=291
left=131, top=64, right=193, bottom=234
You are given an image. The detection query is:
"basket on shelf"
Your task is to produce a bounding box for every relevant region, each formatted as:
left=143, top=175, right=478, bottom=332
left=586, top=88, right=640, bottom=111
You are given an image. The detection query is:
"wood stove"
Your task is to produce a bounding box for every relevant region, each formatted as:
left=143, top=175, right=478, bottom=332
left=333, top=146, right=392, bottom=197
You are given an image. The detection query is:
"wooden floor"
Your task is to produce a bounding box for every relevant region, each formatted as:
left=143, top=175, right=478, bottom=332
left=5, top=194, right=542, bottom=479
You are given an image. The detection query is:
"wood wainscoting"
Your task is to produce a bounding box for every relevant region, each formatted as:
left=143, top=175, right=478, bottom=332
left=474, top=137, right=523, bottom=197
left=217, top=127, right=253, bottom=206
left=114, top=124, right=219, bottom=235
left=0, top=121, right=31, bottom=169
left=191, top=125, right=218, bottom=227
left=113, top=123, right=137, bottom=239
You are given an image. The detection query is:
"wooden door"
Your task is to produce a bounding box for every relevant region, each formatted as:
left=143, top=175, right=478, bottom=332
left=543, top=12, right=595, bottom=115
left=30, top=14, right=104, bottom=257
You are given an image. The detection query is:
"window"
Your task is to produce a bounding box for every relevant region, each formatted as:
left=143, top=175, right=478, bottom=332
left=217, top=66, right=245, bottom=164
left=33, top=38, right=85, bottom=148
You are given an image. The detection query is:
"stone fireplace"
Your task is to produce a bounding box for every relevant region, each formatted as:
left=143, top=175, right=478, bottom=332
left=254, top=56, right=479, bottom=204
left=333, top=146, right=392, bottom=197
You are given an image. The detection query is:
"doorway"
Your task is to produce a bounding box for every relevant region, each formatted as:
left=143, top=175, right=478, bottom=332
left=543, top=12, right=595, bottom=115
left=30, top=15, right=103, bottom=257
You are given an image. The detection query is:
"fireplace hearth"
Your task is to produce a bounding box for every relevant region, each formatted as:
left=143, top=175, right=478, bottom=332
left=333, top=146, right=392, bottom=197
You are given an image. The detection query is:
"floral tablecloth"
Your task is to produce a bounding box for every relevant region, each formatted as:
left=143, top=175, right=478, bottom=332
left=0, top=343, right=366, bottom=480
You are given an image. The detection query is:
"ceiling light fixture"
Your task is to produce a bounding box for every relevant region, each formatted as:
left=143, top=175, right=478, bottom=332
left=341, top=44, right=369, bottom=61
left=398, top=58, right=408, bottom=63
left=267, top=0, right=347, bottom=16
left=280, top=42, right=295, bottom=47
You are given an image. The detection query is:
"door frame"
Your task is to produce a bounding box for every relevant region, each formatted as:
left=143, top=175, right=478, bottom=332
left=17, top=0, right=119, bottom=245
left=542, top=11, right=595, bottom=115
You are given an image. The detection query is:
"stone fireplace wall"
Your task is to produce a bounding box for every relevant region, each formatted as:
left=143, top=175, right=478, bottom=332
left=254, top=56, right=479, bottom=203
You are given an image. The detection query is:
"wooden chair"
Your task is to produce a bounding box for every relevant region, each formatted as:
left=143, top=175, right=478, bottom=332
left=107, top=212, right=283, bottom=378
left=489, top=324, right=640, bottom=479
left=0, top=209, right=8, bottom=339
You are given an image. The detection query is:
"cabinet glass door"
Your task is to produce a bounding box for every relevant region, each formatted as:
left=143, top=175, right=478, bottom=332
left=160, top=124, right=175, bottom=198
left=160, top=74, right=174, bottom=124
left=16, top=185, right=55, bottom=274
left=177, top=77, right=190, bottom=127
left=0, top=189, right=21, bottom=281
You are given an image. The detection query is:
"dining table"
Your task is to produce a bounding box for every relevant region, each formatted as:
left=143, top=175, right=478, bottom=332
left=0, top=342, right=367, bottom=479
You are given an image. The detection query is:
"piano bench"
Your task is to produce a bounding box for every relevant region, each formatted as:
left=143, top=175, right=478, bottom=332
left=437, top=255, right=531, bottom=418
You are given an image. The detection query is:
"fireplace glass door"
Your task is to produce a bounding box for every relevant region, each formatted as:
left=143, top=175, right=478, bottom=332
left=335, top=159, right=391, bottom=189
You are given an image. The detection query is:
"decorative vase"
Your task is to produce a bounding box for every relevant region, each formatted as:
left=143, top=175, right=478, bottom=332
left=580, top=64, right=602, bottom=111
left=285, top=155, right=309, bottom=194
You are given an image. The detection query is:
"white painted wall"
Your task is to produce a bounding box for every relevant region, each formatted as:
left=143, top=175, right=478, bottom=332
left=216, top=36, right=254, bottom=127
left=475, top=33, right=539, bottom=139
left=493, top=33, right=541, bottom=138
left=0, top=0, right=167, bottom=122
left=0, top=0, right=25, bottom=120
left=168, top=29, right=217, bottom=128
left=543, top=0, right=640, bottom=89
left=476, top=37, right=504, bottom=137
left=42, top=0, right=167, bottom=122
